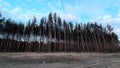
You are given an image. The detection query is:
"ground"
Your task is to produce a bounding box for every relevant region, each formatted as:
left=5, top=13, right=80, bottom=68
left=0, top=52, right=120, bottom=68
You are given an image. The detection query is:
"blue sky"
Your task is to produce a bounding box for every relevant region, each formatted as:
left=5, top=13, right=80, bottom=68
left=0, top=0, right=120, bottom=40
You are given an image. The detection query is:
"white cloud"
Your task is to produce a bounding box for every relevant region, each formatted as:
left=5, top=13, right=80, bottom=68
left=103, top=15, right=111, bottom=20
left=47, top=2, right=62, bottom=12
left=90, top=12, right=120, bottom=38
left=0, top=0, right=11, bottom=14
left=91, top=13, right=120, bottom=24
left=114, top=28, right=120, bottom=38
left=117, top=11, right=120, bottom=17
left=66, top=14, right=76, bottom=20
left=11, top=7, right=23, bottom=14
left=61, top=13, right=80, bottom=22
left=12, top=9, right=42, bottom=23
left=0, top=0, right=11, bottom=8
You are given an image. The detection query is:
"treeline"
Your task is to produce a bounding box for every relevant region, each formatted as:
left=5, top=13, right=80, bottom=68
left=0, top=12, right=119, bottom=52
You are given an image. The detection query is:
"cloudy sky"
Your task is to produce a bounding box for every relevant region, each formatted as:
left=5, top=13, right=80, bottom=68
left=0, top=0, right=120, bottom=40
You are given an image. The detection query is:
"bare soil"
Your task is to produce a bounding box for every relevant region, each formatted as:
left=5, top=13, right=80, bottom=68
left=0, top=52, right=120, bottom=68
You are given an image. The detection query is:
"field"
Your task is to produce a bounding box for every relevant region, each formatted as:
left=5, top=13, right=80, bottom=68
left=0, top=52, right=120, bottom=68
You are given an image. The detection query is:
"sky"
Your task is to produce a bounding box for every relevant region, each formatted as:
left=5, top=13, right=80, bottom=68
left=0, top=0, right=120, bottom=40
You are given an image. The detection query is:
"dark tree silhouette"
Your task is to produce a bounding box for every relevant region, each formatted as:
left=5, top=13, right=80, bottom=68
left=0, top=12, right=119, bottom=52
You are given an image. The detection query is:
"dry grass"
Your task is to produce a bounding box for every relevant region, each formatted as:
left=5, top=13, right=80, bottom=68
left=0, top=52, right=120, bottom=68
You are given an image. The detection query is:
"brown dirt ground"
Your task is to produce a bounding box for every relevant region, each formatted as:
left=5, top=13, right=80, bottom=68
left=0, top=52, right=120, bottom=68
